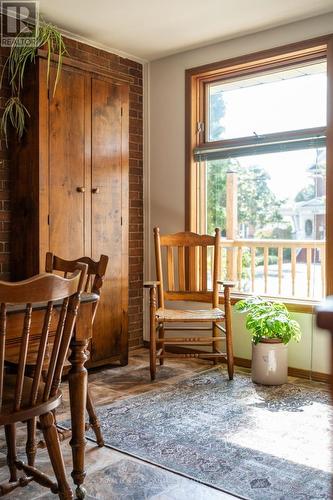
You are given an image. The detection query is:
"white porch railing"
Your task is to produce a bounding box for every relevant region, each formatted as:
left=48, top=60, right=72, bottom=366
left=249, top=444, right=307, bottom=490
left=219, top=239, right=325, bottom=300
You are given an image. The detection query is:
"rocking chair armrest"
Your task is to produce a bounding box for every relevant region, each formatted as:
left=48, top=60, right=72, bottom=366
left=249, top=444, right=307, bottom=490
left=144, top=281, right=160, bottom=288
left=217, top=280, right=236, bottom=288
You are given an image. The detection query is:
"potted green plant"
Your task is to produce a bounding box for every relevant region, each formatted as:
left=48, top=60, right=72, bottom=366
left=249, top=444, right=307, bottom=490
left=235, top=296, right=301, bottom=385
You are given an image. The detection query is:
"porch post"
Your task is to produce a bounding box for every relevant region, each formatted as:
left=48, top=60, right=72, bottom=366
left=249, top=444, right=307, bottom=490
left=226, top=170, right=238, bottom=282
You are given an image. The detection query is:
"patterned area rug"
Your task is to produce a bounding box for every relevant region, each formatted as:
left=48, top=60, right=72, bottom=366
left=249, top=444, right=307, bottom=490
left=65, top=369, right=333, bottom=499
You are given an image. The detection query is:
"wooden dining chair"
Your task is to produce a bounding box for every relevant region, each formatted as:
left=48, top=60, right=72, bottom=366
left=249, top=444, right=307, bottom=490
left=45, top=252, right=109, bottom=447
left=144, top=227, right=235, bottom=381
left=0, top=265, right=87, bottom=499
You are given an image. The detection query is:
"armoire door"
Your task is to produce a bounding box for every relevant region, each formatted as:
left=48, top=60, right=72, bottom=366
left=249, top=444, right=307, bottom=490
left=91, top=77, right=128, bottom=363
left=48, top=64, right=88, bottom=259
left=11, top=55, right=129, bottom=365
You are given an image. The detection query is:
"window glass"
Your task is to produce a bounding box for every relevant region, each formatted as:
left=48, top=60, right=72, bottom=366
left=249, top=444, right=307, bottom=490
left=206, top=147, right=326, bottom=298
left=208, top=62, right=327, bottom=141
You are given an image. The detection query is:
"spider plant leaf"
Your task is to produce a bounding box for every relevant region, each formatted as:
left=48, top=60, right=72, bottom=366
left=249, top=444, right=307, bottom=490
left=1, top=18, right=65, bottom=145
left=46, top=36, right=51, bottom=88
left=1, top=97, right=30, bottom=145
left=53, top=46, right=63, bottom=96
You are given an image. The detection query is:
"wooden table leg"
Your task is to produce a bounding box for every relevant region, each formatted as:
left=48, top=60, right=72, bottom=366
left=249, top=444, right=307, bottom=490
left=68, top=338, right=88, bottom=499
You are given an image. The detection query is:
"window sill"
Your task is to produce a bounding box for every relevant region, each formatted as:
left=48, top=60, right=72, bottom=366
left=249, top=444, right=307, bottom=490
left=227, top=292, right=320, bottom=314
left=164, top=290, right=320, bottom=313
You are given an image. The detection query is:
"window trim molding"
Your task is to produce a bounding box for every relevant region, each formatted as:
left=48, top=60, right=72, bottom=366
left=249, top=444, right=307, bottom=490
left=185, top=34, right=333, bottom=299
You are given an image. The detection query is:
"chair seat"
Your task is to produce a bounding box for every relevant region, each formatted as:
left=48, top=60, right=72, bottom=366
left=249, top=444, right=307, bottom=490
left=2, top=374, right=45, bottom=410
left=0, top=373, right=61, bottom=426
left=156, top=307, right=224, bottom=322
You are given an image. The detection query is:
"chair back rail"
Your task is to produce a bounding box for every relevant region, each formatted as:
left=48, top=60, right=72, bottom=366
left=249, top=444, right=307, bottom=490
left=154, top=227, right=221, bottom=308
left=45, top=253, right=108, bottom=322
left=0, top=265, right=87, bottom=415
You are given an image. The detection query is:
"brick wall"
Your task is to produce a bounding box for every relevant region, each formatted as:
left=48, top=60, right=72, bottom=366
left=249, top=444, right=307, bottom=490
left=0, top=36, right=144, bottom=350
left=0, top=46, right=11, bottom=280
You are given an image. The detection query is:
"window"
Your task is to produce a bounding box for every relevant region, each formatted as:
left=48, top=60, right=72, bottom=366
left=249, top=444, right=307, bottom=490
left=186, top=36, right=333, bottom=305
left=207, top=62, right=326, bottom=141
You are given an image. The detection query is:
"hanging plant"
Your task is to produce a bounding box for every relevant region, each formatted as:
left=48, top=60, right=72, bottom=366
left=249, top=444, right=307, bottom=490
left=0, top=19, right=67, bottom=145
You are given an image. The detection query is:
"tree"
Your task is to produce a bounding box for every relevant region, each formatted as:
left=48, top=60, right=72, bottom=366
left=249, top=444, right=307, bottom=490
left=209, top=91, right=225, bottom=141
left=207, top=160, right=284, bottom=236
left=295, top=184, right=315, bottom=202
left=206, top=160, right=228, bottom=235
left=237, top=165, right=284, bottom=236
left=295, top=159, right=326, bottom=202
left=206, top=90, right=284, bottom=236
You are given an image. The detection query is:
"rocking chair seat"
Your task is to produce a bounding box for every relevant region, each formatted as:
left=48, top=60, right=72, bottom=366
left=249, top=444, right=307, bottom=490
left=156, top=307, right=225, bottom=322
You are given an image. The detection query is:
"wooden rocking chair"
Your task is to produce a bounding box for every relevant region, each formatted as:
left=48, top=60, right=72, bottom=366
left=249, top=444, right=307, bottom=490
left=144, top=227, right=235, bottom=381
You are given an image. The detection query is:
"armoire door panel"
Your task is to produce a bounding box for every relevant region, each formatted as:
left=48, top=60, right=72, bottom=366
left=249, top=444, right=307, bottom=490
left=91, top=78, right=123, bottom=361
left=49, top=65, right=86, bottom=259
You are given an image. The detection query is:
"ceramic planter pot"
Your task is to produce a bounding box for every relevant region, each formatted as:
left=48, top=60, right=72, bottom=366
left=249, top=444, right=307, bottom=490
left=251, top=338, right=288, bottom=385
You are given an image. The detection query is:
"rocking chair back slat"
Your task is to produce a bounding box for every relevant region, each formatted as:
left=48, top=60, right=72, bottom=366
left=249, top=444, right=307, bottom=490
left=154, top=228, right=221, bottom=300
left=167, top=247, right=175, bottom=291
left=189, top=247, right=197, bottom=291
left=201, top=246, right=208, bottom=292
left=178, top=246, right=186, bottom=291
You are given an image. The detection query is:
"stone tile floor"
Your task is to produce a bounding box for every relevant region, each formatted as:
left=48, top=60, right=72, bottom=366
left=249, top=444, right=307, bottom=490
left=0, top=348, right=329, bottom=499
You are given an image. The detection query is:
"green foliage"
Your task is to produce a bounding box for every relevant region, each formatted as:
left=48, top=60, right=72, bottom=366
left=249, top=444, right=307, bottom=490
left=295, top=184, right=315, bottom=202
left=0, top=19, right=67, bottom=144
left=209, top=92, right=225, bottom=140
left=295, top=160, right=325, bottom=202
left=206, top=160, right=228, bottom=234
left=237, top=166, right=284, bottom=230
left=235, top=296, right=302, bottom=345
left=207, top=160, right=285, bottom=236
left=0, top=97, right=30, bottom=142
left=241, top=249, right=277, bottom=276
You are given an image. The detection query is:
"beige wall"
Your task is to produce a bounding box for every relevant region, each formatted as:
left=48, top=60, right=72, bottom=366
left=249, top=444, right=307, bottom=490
left=147, top=13, right=333, bottom=374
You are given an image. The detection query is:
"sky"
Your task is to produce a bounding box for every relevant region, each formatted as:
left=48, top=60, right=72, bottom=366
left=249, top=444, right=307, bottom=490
left=210, top=68, right=327, bottom=200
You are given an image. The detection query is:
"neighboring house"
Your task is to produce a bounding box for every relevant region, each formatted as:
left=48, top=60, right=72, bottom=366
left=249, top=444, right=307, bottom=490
left=281, top=164, right=325, bottom=262
left=291, top=196, right=326, bottom=240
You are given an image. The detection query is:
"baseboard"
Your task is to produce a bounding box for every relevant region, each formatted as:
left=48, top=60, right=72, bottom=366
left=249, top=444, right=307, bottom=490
left=235, top=357, right=330, bottom=383
left=143, top=341, right=330, bottom=384
left=233, top=357, right=251, bottom=369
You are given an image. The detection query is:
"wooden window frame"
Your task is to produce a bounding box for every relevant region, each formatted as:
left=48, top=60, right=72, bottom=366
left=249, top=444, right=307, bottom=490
left=185, top=35, right=333, bottom=309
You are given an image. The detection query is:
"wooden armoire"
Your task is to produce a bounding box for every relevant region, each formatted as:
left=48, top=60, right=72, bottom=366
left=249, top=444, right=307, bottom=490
left=11, top=51, right=129, bottom=367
